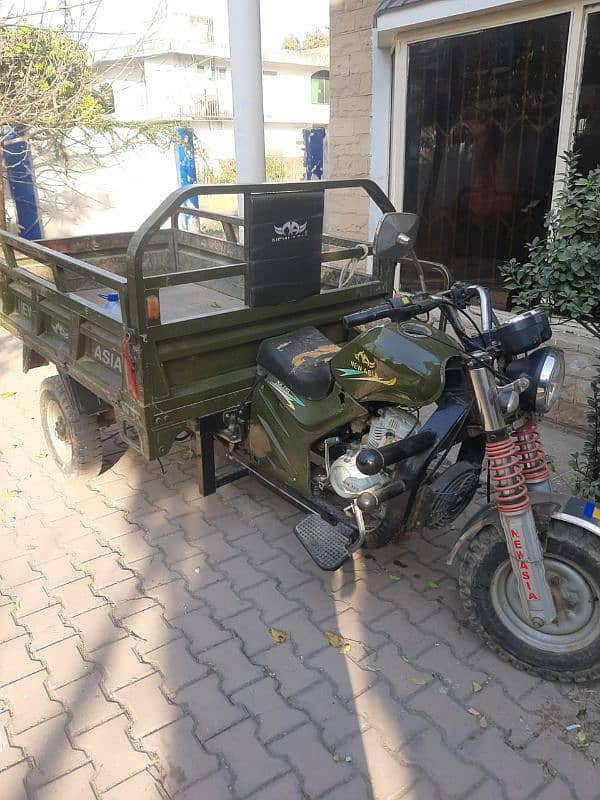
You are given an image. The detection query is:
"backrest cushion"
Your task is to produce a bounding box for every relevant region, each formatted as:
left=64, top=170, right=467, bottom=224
left=245, top=190, right=324, bottom=307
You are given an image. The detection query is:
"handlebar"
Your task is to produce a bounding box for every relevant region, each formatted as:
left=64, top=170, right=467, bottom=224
left=343, top=295, right=442, bottom=329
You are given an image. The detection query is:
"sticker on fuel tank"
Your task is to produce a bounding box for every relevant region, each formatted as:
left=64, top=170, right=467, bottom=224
left=336, top=349, right=397, bottom=386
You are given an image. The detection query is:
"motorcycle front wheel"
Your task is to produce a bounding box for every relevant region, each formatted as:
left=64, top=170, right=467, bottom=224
left=459, top=520, right=600, bottom=682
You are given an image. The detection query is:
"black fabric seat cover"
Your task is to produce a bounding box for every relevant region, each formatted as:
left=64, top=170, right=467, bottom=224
left=257, top=327, right=339, bottom=401
left=245, top=191, right=324, bottom=307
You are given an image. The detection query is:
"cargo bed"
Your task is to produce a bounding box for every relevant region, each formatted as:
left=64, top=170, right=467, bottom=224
left=0, top=180, right=447, bottom=462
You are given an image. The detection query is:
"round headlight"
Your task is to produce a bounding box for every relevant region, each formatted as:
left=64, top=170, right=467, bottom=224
left=505, top=346, right=565, bottom=413
left=535, top=347, right=565, bottom=412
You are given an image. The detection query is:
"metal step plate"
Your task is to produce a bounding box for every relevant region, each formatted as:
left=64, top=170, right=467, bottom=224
left=294, top=515, right=355, bottom=571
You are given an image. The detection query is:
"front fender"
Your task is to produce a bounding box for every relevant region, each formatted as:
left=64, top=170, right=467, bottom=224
left=446, top=492, right=600, bottom=565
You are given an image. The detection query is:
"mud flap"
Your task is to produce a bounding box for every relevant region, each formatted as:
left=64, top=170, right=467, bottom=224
left=447, top=492, right=600, bottom=566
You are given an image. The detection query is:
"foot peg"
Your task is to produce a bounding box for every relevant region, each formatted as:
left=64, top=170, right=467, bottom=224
left=294, top=515, right=355, bottom=571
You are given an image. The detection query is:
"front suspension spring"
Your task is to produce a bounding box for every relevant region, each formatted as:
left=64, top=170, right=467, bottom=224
left=512, top=418, right=550, bottom=484
left=486, top=438, right=529, bottom=513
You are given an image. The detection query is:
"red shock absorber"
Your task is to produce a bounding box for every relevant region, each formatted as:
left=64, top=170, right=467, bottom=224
left=512, top=418, right=550, bottom=486
left=486, top=438, right=530, bottom=513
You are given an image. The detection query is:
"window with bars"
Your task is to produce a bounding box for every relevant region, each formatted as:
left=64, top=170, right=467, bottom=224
left=403, top=14, right=570, bottom=299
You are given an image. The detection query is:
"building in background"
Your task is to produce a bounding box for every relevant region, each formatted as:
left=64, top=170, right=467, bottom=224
left=8, top=0, right=330, bottom=237
left=94, top=2, right=329, bottom=183
left=328, top=0, right=600, bottom=300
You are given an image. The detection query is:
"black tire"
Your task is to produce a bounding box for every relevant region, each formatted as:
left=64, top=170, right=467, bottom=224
left=40, top=376, right=102, bottom=478
left=362, top=508, right=400, bottom=549
left=459, top=521, right=600, bottom=682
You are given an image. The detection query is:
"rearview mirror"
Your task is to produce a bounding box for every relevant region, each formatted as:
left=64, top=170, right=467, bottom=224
left=373, top=212, right=419, bottom=261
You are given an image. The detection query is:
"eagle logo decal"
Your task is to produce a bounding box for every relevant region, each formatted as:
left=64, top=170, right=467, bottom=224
left=272, top=220, right=308, bottom=241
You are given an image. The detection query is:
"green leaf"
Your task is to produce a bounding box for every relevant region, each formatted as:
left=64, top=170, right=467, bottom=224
left=472, top=681, right=482, bottom=693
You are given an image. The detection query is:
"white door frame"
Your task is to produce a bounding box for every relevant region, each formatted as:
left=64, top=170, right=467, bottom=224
left=373, top=0, right=600, bottom=211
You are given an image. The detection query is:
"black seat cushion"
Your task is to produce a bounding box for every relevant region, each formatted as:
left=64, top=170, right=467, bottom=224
left=257, top=327, right=340, bottom=401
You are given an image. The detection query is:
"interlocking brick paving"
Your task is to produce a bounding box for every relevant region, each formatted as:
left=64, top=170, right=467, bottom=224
left=0, top=327, right=599, bottom=799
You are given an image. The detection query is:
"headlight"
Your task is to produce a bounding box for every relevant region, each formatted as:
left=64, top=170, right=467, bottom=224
left=535, top=348, right=565, bottom=411
left=506, top=347, right=565, bottom=413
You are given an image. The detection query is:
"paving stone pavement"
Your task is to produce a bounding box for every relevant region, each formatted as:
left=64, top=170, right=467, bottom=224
left=0, top=328, right=599, bottom=800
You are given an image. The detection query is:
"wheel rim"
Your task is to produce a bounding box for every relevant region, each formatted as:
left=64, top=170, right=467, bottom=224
left=46, top=399, right=73, bottom=466
left=491, top=555, right=600, bottom=653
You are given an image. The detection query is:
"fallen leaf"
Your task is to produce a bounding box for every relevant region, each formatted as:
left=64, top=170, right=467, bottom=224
left=333, top=753, right=341, bottom=763
left=2, top=490, right=20, bottom=500
left=472, top=681, right=482, bottom=693
left=339, top=643, right=351, bottom=655
left=427, top=580, right=440, bottom=589
left=364, top=664, right=381, bottom=672
left=269, top=627, right=291, bottom=644
left=479, top=715, right=488, bottom=729
left=401, top=656, right=410, bottom=663
left=1, top=391, right=16, bottom=399
left=577, top=730, right=587, bottom=747
left=468, top=707, right=481, bottom=716
left=181, top=449, right=194, bottom=460
left=388, top=574, right=401, bottom=582
left=34, top=453, right=47, bottom=461
left=543, top=761, right=557, bottom=779
left=324, top=631, right=346, bottom=649
left=10, top=602, right=20, bottom=613
left=411, top=678, right=427, bottom=686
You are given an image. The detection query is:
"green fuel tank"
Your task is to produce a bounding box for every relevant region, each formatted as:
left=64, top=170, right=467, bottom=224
left=330, top=321, right=459, bottom=407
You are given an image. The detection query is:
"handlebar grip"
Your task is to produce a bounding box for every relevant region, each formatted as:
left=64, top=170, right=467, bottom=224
left=343, top=304, right=392, bottom=328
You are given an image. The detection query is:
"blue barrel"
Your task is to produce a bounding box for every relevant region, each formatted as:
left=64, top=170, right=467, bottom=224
left=2, top=125, right=42, bottom=239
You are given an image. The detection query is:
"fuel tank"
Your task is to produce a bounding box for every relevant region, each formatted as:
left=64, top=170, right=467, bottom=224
left=331, top=320, right=459, bottom=406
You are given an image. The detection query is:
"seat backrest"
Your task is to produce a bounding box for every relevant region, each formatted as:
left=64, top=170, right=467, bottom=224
left=245, top=190, right=324, bottom=307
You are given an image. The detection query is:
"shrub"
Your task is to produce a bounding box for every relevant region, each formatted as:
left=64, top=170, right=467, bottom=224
left=501, top=153, right=600, bottom=500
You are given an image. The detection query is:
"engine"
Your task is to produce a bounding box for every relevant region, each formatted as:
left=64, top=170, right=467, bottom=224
left=329, top=408, right=419, bottom=499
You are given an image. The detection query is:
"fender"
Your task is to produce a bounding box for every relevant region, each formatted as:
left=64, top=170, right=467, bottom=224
left=447, top=492, right=600, bottom=565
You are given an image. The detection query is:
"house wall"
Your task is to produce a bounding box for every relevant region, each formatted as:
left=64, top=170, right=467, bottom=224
left=100, top=53, right=329, bottom=126
left=327, top=0, right=379, bottom=239
left=32, top=120, right=308, bottom=238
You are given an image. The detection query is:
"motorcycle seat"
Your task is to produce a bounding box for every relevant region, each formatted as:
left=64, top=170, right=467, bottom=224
left=257, top=326, right=340, bottom=401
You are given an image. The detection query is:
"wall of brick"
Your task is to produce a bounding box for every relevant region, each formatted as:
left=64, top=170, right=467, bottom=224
left=327, top=0, right=380, bottom=239
left=546, top=325, right=600, bottom=432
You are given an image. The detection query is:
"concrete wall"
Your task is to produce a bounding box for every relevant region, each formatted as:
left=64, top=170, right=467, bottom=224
left=327, top=0, right=378, bottom=239
left=32, top=119, right=309, bottom=239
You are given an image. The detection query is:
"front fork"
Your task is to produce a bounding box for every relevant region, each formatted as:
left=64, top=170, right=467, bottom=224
left=468, top=358, right=556, bottom=627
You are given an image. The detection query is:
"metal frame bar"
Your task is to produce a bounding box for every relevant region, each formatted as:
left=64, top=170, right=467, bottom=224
left=126, top=179, right=396, bottom=332
left=0, top=230, right=127, bottom=291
